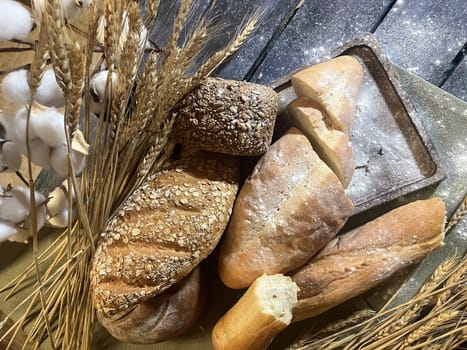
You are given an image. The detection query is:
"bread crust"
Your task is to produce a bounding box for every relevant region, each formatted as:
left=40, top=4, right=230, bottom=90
left=97, top=267, right=205, bottom=344
left=172, top=77, right=278, bottom=156
left=91, top=152, right=239, bottom=316
left=218, top=128, right=354, bottom=289
left=288, top=96, right=355, bottom=187
left=292, top=198, right=446, bottom=321
left=291, top=55, right=363, bottom=134
left=212, top=274, right=298, bottom=350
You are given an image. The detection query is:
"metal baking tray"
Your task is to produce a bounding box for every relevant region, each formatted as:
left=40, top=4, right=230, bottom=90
left=270, top=33, right=445, bottom=214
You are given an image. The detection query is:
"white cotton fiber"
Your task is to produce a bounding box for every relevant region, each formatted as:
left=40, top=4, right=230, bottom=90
left=0, top=0, right=33, bottom=40
left=0, top=194, right=29, bottom=223
left=30, top=107, right=67, bottom=147
left=50, top=144, right=68, bottom=176
left=1, top=69, right=30, bottom=105
left=0, top=220, right=17, bottom=242
left=36, top=68, right=66, bottom=107
left=0, top=141, right=22, bottom=172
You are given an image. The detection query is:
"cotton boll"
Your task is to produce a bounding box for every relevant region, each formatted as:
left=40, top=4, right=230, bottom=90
left=23, top=203, right=46, bottom=231
left=12, top=185, right=46, bottom=210
left=48, top=208, right=69, bottom=227
left=0, top=141, right=22, bottom=172
left=27, top=138, right=52, bottom=170
left=0, top=193, right=29, bottom=223
left=90, top=70, right=118, bottom=103
left=0, top=0, right=34, bottom=40
left=11, top=108, right=38, bottom=150
left=47, top=185, right=67, bottom=216
left=1, top=69, right=30, bottom=105
left=0, top=220, right=17, bottom=243
left=35, top=68, right=66, bottom=107
left=50, top=144, right=68, bottom=176
left=30, top=107, right=67, bottom=147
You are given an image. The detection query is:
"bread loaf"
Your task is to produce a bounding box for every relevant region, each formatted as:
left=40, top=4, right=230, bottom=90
left=292, top=198, right=446, bottom=322
left=218, top=128, right=354, bottom=289
left=287, top=96, right=354, bottom=187
left=212, top=274, right=298, bottom=350
left=172, top=77, right=278, bottom=156
left=91, top=152, right=239, bottom=316
left=291, top=55, right=363, bottom=134
left=97, top=267, right=205, bottom=344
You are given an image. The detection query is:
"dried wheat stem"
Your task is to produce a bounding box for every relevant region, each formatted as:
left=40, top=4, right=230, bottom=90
left=445, top=194, right=467, bottom=233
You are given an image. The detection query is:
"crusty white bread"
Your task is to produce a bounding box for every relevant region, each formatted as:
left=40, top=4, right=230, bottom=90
left=172, top=77, right=278, bottom=156
left=292, top=198, right=446, bottom=322
left=97, top=267, right=205, bottom=344
left=287, top=96, right=355, bottom=187
left=91, top=152, right=239, bottom=316
left=218, top=128, right=354, bottom=289
left=212, top=274, right=298, bottom=350
left=291, top=55, right=364, bottom=134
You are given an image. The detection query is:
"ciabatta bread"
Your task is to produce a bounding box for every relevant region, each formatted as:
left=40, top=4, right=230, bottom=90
left=292, top=198, right=446, bottom=322
left=291, top=55, right=363, bottom=134
left=91, top=152, right=239, bottom=316
left=212, top=274, right=298, bottom=350
left=218, top=128, right=354, bottom=289
left=172, top=78, right=278, bottom=156
left=287, top=96, right=355, bottom=187
left=97, top=267, right=205, bottom=344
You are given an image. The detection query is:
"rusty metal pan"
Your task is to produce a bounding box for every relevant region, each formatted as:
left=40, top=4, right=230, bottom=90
left=270, top=33, right=446, bottom=214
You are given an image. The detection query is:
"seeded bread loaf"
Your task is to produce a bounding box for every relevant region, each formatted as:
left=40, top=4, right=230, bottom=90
left=292, top=198, right=446, bottom=322
left=218, top=128, right=354, bottom=289
left=172, top=77, right=278, bottom=156
left=287, top=97, right=355, bottom=187
left=97, top=267, right=205, bottom=344
left=91, top=152, right=239, bottom=316
left=212, top=274, right=298, bottom=350
left=291, top=55, right=364, bottom=134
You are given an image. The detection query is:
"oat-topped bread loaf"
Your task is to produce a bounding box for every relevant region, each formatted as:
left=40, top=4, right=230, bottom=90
left=218, top=128, right=354, bottom=289
left=291, top=55, right=363, bottom=134
left=172, top=77, right=278, bottom=156
left=97, top=267, right=205, bottom=344
left=91, top=152, right=239, bottom=316
left=292, top=198, right=446, bottom=322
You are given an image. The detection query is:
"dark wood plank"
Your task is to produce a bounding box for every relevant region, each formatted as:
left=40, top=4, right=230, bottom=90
left=374, top=0, right=467, bottom=85
left=214, top=0, right=298, bottom=81
left=249, top=0, right=393, bottom=85
left=441, top=58, right=467, bottom=102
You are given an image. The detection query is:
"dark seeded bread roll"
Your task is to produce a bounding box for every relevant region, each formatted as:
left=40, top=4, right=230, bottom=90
left=91, top=152, right=239, bottom=316
left=292, top=198, right=446, bottom=322
left=172, top=78, right=278, bottom=156
left=218, top=128, right=354, bottom=289
left=98, top=267, right=205, bottom=344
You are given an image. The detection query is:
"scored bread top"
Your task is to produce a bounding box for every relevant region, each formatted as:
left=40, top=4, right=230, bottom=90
left=287, top=96, right=355, bottom=187
left=291, top=55, right=363, bottom=134
left=91, top=152, right=239, bottom=316
left=218, top=128, right=354, bottom=289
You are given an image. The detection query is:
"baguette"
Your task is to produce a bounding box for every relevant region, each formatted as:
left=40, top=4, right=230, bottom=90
left=172, top=77, right=278, bottom=156
left=212, top=274, right=298, bottom=350
left=287, top=96, right=355, bottom=187
left=218, top=128, right=354, bottom=289
left=97, top=267, right=205, bottom=344
left=292, top=198, right=446, bottom=322
left=291, top=55, right=363, bottom=134
left=91, top=152, right=239, bottom=316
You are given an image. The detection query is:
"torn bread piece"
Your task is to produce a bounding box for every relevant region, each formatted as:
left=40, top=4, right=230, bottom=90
left=288, top=96, right=355, bottom=187
left=212, top=274, right=298, bottom=350
left=291, top=198, right=446, bottom=322
left=291, top=55, right=364, bottom=134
